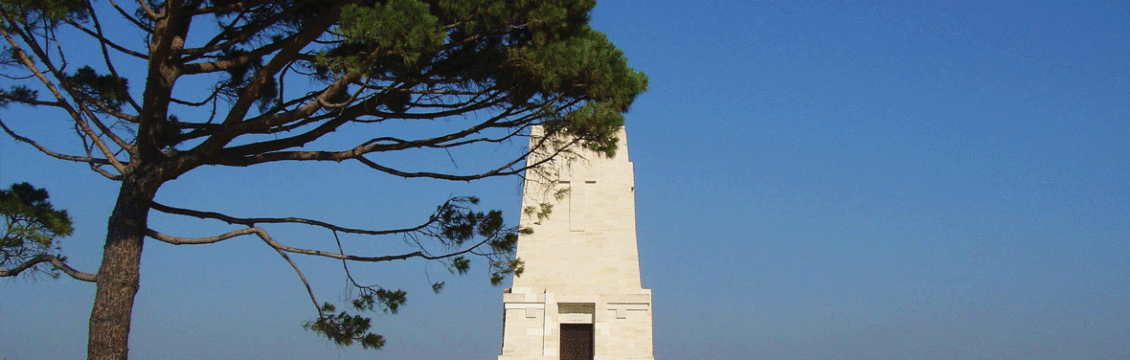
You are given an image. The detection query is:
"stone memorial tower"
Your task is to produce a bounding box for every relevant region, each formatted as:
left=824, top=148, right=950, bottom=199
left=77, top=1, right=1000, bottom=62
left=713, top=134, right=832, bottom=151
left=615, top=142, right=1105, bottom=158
left=498, top=126, right=654, bottom=360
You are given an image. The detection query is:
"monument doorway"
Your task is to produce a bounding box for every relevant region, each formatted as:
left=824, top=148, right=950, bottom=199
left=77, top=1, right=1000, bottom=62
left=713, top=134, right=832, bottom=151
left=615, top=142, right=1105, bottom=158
left=559, top=323, right=594, bottom=360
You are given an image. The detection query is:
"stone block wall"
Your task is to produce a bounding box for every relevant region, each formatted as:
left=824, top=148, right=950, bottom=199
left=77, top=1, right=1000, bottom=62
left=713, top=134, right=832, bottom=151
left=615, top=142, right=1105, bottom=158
left=498, top=127, right=654, bottom=360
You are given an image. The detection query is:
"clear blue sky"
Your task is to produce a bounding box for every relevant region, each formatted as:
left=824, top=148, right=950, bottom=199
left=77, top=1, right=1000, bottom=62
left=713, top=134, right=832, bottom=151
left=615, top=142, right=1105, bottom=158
left=2, top=1, right=1128, bottom=359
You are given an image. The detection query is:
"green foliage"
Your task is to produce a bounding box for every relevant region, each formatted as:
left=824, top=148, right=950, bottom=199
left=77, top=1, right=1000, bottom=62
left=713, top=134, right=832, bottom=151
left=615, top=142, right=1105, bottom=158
left=318, top=0, right=447, bottom=75
left=305, top=287, right=408, bottom=349
left=429, top=197, right=520, bottom=284
left=304, top=302, right=386, bottom=349
left=1, top=182, right=73, bottom=278
left=66, top=66, right=131, bottom=112
left=0, top=85, right=38, bottom=108
left=215, top=48, right=277, bottom=111
left=433, top=197, right=507, bottom=246
left=449, top=255, right=471, bottom=275
left=0, top=0, right=645, bottom=352
left=314, top=0, right=647, bottom=152
left=525, top=202, right=555, bottom=223
left=307, top=196, right=526, bottom=347
left=338, top=0, right=445, bottom=64
left=0, top=0, right=90, bottom=28
left=351, top=288, right=408, bottom=314
left=511, top=28, right=647, bottom=107
left=491, top=257, right=524, bottom=286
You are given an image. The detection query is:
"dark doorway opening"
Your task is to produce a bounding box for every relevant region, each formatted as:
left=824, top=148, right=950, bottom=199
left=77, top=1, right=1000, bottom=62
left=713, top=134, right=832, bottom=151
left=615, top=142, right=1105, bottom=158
left=560, top=323, right=594, bottom=360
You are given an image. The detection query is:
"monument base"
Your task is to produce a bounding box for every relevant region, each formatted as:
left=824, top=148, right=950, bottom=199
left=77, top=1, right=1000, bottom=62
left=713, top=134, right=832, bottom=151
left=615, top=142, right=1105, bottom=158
left=498, top=287, right=654, bottom=360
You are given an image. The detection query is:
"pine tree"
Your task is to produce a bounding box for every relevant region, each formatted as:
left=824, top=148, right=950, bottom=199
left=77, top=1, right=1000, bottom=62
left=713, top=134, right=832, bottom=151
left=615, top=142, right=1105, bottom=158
left=0, top=0, right=646, bottom=358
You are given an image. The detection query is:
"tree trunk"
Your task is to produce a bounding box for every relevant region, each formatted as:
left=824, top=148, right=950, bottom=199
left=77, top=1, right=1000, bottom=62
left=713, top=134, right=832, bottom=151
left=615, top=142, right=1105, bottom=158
left=87, top=178, right=158, bottom=360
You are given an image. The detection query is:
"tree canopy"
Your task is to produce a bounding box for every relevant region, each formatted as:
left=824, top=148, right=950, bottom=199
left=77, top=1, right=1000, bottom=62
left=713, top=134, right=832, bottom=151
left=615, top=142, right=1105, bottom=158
left=0, top=0, right=645, bottom=358
left=0, top=182, right=86, bottom=280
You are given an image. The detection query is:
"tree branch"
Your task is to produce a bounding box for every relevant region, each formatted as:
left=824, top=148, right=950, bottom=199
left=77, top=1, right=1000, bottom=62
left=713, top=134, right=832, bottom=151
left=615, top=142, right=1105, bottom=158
left=0, top=118, right=121, bottom=167
left=60, top=16, right=148, bottom=60
left=213, top=97, right=525, bottom=165
left=150, top=202, right=434, bottom=236
left=180, top=1, right=289, bottom=59
left=135, top=0, right=161, bottom=20
left=0, top=24, right=131, bottom=172
left=146, top=227, right=259, bottom=245
left=107, top=0, right=153, bottom=32
left=190, top=3, right=345, bottom=157
left=0, top=254, right=97, bottom=282
left=82, top=0, right=144, bottom=114
left=273, top=240, right=322, bottom=310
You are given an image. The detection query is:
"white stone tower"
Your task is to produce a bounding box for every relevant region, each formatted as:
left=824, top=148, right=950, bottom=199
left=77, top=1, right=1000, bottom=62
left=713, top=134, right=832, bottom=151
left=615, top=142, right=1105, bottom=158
left=499, top=126, right=654, bottom=360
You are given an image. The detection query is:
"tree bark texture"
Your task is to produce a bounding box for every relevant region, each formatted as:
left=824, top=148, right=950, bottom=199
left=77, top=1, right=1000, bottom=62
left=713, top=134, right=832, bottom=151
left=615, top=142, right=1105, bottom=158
left=88, top=5, right=184, bottom=357
left=87, top=178, right=158, bottom=360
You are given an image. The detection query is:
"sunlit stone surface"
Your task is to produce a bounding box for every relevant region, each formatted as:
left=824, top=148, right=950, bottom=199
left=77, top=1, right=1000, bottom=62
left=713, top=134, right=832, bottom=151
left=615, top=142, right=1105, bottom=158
left=498, top=126, right=654, bottom=360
